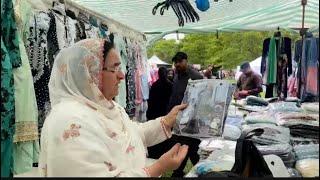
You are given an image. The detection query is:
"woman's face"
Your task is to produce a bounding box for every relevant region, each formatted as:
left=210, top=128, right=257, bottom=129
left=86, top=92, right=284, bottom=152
left=101, top=48, right=125, bottom=100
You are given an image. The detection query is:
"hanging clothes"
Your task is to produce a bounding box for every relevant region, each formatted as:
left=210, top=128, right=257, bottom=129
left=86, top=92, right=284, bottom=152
left=1, top=0, right=22, bottom=177
left=299, top=33, right=319, bottom=102
left=261, top=36, right=292, bottom=99
left=114, top=35, right=128, bottom=108
left=26, top=10, right=54, bottom=134
left=12, top=0, right=40, bottom=175
left=125, top=39, right=137, bottom=117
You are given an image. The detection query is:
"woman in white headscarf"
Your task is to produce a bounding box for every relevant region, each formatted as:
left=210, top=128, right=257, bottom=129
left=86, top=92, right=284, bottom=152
left=39, top=39, right=188, bottom=177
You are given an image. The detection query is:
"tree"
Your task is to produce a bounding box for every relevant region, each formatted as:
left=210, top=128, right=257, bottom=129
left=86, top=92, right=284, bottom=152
left=147, top=31, right=300, bottom=69
left=147, top=39, right=180, bottom=63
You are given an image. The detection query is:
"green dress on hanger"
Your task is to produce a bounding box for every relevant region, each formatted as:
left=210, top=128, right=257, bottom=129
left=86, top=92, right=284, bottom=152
left=12, top=0, right=40, bottom=175
left=1, top=0, right=22, bottom=177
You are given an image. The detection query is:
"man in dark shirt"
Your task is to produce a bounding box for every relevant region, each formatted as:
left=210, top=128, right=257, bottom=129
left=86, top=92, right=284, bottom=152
left=234, top=61, right=263, bottom=99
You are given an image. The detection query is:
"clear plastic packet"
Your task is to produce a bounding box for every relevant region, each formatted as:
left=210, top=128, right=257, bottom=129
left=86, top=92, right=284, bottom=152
left=293, top=144, right=319, bottom=160
left=244, top=111, right=276, bottom=125
left=174, top=79, right=235, bottom=138
left=269, top=102, right=303, bottom=113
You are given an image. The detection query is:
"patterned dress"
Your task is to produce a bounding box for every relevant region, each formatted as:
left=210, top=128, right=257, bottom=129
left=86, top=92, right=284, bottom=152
left=1, top=0, right=22, bottom=177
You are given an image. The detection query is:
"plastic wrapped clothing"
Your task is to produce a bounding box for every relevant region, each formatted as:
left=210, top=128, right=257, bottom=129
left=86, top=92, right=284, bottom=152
left=196, top=160, right=235, bottom=176
left=198, top=138, right=236, bottom=161
left=244, top=112, right=276, bottom=125
left=175, top=79, right=235, bottom=138
left=246, top=96, right=269, bottom=106
left=269, top=102, right=303, bottom=113
left=224, top=115, right=243, bottom=128
left=256, top=144, right=296, bottom=167
left=290, top=124, right=319, bottom=139
left=293, top=144, right=319, bottom=160
left=222, top=124, right=241, bottom=141
left=242, top=124, right=291, bottom=145
left=295, top=159, right=319, bottom=177
left=290, top=137, right=319, bottom=146
left=301, top=103, right=319, bottom=113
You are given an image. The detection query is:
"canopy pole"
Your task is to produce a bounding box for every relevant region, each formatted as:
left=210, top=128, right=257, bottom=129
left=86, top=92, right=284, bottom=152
left=298, top=0, right=307, bottom=99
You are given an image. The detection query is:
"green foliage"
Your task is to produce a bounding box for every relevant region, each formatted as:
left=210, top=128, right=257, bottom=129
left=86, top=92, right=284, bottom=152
left=147, top=31, right=300, bottom=69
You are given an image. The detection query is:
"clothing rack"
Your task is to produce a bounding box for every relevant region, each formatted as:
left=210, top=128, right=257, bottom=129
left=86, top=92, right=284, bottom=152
left=64, top=0, right=146, bottom=43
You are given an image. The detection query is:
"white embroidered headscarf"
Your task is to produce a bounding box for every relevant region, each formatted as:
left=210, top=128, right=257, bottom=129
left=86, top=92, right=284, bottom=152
left=49, top=39, right=114, bottom=115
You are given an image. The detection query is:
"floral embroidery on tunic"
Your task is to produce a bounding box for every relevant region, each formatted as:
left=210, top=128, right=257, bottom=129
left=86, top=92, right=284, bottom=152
left=126, top=144, right=135, bottom=153
left=104, top=161, right=116, bottom=171
left=62, top=123, right=81, bottom=140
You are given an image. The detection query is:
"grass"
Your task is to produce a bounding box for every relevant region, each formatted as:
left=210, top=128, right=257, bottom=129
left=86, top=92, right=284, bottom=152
left=162, top=160, right=193, bottom=177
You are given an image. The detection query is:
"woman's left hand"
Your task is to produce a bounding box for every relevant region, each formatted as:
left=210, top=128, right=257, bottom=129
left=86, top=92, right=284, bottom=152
left=163, top=103, right=188, bottom=128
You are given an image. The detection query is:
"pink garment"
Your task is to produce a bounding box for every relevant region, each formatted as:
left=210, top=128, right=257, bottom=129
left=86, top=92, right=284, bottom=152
left=149, top=69, right=159, bottom=86
left=135, top=69, right=143, bottom=105
left=306, top=67, right=318, bottom=95
left=288, top=75, right=297, bottom=97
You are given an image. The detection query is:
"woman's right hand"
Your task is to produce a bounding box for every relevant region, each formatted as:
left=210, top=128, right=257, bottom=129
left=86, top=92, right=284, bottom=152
left=145, top=143, right=188, bottom=177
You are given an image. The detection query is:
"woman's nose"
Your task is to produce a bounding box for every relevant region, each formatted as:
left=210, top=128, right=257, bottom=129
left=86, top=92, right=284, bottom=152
left=117, top=70, right=125, bottom=80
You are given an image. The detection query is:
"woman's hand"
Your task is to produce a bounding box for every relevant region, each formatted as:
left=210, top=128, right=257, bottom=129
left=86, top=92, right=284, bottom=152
left=163, top=104, right=188, bottom=128
left=145, top=143, right=189, bottom=177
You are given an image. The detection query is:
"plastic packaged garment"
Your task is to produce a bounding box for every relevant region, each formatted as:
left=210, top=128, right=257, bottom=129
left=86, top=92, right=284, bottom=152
left=269, top=102, right=303, bottom=113
left=293, top=144, right=319, bottom=160
left=290, top=137, right=319, bottom=146
left=242, top=124, right=291, bottom=145
left=222, top=124, right=241, bottom=141
left=256, top=144, right=296, bottom=167
left=295, top=159, right=319, bottom=177
left=301, top=102, right=319, bottom=113
left=237, top=105, right=269, bottom=112
left=224, top=115, right=243, bottom=128
left=198, top=138, right=236, bottom=161
left=244, top=112, right=277, bottom=125
left=246, top=96, right=269, bottom=106
left=175, top=79, right=235, bottom=138
left=196, top=160, right=235, bottom=176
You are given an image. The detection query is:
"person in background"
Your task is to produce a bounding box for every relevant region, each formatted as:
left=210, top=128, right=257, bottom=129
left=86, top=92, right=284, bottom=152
left=166, top=52, right=203, bottom=177
left=204, top=65, right=213, bottom=79
left=146, top=67, right=173, bottom=120
left=167, top=68, right=174, bottom=83
left=234, top=61, right=263, bottom=99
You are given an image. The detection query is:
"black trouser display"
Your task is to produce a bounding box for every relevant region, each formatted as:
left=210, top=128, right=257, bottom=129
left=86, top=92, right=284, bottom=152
left=147, top=135, right=200, bottom=177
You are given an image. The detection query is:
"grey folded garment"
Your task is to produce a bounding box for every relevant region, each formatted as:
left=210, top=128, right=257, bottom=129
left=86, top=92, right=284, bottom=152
left=246, top=96, right=269, bottom=106
left=293, top=144, right=319, bottom=160
left=242, top=124, right=291, bottom=144
left=290, top=137, right=319, bottom=146
left=256, top=143, right=295, bottom=167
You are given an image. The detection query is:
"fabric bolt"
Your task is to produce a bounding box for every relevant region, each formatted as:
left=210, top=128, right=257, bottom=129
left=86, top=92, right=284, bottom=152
left=39, top=39, right=172, bottom=177
left=1, top=0, right=22, bottom=176
left=12, top=0, right=40, bottom=175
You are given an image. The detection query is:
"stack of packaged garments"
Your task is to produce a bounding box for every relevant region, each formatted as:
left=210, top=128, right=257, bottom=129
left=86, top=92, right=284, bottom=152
left=294, top=143, right=319, bottom=177
left=242, top=124, right=295, bottom=167
left=244, top=111, right=277, bottom=125
left=187, top=139, right=236, bottom=177
left=276, top=112, right=319, bottom=141
left=269, top=102, right=303, bottom=113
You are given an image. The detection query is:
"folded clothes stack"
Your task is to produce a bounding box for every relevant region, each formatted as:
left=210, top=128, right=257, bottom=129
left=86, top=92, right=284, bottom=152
left=244, top=111, right=277, bottom=125
left=275, top=112, right=319, bottom=140
left=242, top=124, right=294, bottom=167
left=269, top=102, right=303, bottom=113
left=301, top=103, right=319, bottom=114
